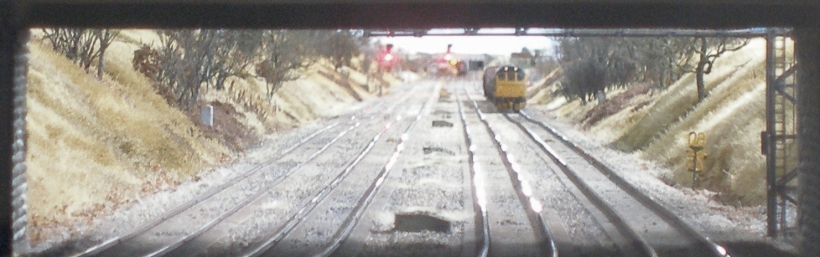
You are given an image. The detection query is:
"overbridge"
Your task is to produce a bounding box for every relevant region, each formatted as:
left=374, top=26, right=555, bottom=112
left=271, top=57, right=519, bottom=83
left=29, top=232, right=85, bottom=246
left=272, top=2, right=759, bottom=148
left=364, top=28, right=781, bottom=38
left=2, top=1, right=820, bottom=256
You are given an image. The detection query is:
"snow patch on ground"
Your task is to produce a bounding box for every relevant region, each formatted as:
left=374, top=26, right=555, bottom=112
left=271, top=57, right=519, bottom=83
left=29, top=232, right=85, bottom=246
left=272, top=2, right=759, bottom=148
left=260, top=200, right=289, bottom=211
left=371, top=210, right=396, bottom=230
left=414, top=178, right=462, bottom=190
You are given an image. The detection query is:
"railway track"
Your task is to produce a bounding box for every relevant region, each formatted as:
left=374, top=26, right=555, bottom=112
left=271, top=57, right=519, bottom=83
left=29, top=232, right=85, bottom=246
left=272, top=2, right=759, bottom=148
left=460, top=85, right=558, bottom=257
left=315, top=81, right=481, bottom=257
left=460, top=83, right=619, bottom=257
left=461, top=81, right=727, bottom=257
left=507, top=111, right=729, bottom=257
left=147, top=121, right=364, bottom=257
left=68, top=81, right=428, bottom=257
left=60, top=78, right=730, bottom=257
left=456, top=88, right=490, bottom=257
left=248, top=82, right=438, bottom=256
left=504, top=111, right=727, bottom=256
left=75, top=120, right=344, bottom=256
left=316, top=84, right=437, bottom=257
left=163, top=84, right=435, bottom=257
left=231, top=111, right=405, bottom=256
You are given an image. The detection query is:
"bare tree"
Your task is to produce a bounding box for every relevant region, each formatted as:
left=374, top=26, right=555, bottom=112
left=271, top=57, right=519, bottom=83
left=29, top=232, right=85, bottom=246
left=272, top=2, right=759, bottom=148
left=133, top=29, right=364, bottom=110
left=154, top=30, right=219, bottom=109
left=635, top=37, right=690, bottom=88
left=556, top=36, right=739, bottom=103
left=208, top=30, right=264, bottom=90
left=676, top=37, right=750, bottom=102
left=43, top=28, right=84, bottom=64
left=255, top=30, right=315, bottom=99
left=94, top=29, right=120, bottom=79
left=557, top=37, right=642, bottom=102
left=319, top=30, right=362, bottom=71
left=42, top=28, right=99, bottom=72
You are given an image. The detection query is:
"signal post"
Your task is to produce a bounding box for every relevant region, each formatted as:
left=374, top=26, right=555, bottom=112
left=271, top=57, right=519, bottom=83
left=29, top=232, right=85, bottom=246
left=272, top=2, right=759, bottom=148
left=376, top=44, right=398, bottom=96
left=686, top=132, right=707, bottom=189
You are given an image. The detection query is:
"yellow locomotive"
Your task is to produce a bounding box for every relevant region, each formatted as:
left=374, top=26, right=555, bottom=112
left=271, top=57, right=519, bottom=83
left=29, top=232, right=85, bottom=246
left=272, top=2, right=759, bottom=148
left=482, top=65, right=527, bottom=111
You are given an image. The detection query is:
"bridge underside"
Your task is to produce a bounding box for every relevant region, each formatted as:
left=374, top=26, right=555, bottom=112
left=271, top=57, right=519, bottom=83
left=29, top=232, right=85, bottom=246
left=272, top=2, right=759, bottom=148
left=795, top=31, right=820, bottom=257
left=2, top=1, right=820, bottom=257
left=12, top=1, right=820, bottom=29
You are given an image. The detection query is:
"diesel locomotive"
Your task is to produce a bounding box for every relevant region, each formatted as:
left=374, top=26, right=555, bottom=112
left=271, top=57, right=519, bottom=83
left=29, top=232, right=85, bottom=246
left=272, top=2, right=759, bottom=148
left=482, top=65, right=527, bottom=111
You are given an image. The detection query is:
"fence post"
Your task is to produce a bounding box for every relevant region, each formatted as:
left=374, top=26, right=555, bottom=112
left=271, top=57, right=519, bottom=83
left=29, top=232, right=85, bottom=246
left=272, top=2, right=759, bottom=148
left=201, top=104, right=214, bottom=127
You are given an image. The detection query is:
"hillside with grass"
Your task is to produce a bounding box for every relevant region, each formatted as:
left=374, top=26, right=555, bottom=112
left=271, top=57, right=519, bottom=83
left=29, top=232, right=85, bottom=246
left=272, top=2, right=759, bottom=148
left=529, top=38, right=777, bottom=206
left=24, top=29, right=392, bottom=243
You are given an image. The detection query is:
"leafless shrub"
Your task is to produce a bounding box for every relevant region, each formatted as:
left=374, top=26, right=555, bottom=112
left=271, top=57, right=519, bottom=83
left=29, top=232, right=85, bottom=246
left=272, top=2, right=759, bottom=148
left=131, top=29, right=372, bottom=109
left=557, top=36, right=749, bottom=104
left=675, top=37, right=750, bottom=102
left=42, top=28, right=119, bottom=78
left=558, top=37, right=640, bottom=103
left=254, top=30, right=316, bottom=99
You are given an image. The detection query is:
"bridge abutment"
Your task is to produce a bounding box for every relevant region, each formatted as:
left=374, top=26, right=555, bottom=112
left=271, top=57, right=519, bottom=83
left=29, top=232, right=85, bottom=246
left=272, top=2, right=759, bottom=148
left=1, top=1, right=15, bottom=255
left=795, top=28, right=820, bottom=257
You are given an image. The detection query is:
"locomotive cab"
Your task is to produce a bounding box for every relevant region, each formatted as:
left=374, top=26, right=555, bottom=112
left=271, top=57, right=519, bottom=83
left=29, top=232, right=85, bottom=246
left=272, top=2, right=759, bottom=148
left=493, top=66, right=527, bottom=111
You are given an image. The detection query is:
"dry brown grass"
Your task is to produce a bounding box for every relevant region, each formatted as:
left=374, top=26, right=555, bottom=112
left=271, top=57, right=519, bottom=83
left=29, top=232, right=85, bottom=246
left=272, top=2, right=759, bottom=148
left=611, top=40, right=763, bottom=153
left=582, top=82, right=653, bottom=129
left=25, top=37, right=231, bottom=242
left=23, top=28, right=390, bottom=248
left=641, top=50, right=768, bottom=205
left=531, top=39, right=773, bottom=206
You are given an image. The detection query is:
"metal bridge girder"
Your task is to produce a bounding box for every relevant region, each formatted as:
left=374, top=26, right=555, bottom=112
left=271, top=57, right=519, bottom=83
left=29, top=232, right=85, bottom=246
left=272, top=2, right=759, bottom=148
left=364, top=28, right=790, bottom=38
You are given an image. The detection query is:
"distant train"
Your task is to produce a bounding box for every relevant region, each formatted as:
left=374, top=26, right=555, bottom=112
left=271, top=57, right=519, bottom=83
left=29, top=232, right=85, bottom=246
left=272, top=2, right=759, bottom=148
left=483, top=65, right=527, bottom=111
left=432, top=44, right=469, bottom=77
left=455, top=61, right=468, bottom=76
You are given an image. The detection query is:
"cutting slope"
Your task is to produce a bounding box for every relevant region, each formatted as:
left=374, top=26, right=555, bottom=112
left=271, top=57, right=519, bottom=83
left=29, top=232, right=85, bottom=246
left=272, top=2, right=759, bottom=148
left=530, top=38, right=773, bottom=206
left=24, top=30, right=385, bottom=245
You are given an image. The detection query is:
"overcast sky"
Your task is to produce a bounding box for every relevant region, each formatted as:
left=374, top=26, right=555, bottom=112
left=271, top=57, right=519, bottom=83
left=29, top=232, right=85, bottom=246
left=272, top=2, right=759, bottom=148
left=376, top=35, right=555, bottom=56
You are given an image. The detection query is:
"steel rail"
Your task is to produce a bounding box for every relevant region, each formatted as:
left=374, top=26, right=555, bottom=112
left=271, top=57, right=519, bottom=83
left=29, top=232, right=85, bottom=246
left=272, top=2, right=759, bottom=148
left=462, top=88, right=558, bottom=257
left=455, top=90, right=490, bottom=257
left=316, top=83, right=438, bottom=257
left=240, top=118, right=390, bottom=257
left=502, top=113, right=657, bottom=257
left=78, top=73, right=422, bottom=257
left=165, top=80, right=425, bottom=257
left=243, top=83, right=437, bottom=257
left=517, top=111, right=729, bottom=257
left=90, top=120, right=358, bottom=256
left=145, top=122, right=362, bottom=257
left=72, top=121, right=341, bottom=257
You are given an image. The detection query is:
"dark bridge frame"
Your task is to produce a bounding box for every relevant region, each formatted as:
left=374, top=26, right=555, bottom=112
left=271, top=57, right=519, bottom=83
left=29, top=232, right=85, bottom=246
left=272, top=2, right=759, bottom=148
left=3, top=1, right=820, bottom=256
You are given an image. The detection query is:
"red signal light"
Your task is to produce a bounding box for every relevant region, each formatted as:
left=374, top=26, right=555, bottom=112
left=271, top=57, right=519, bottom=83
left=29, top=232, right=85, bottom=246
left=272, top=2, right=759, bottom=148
left=378, top=50, right=397, bottom=72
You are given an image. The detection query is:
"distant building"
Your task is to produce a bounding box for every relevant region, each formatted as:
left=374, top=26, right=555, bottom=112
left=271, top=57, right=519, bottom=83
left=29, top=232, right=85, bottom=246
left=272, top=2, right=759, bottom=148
left=510, top=51, right=535, bottom=68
